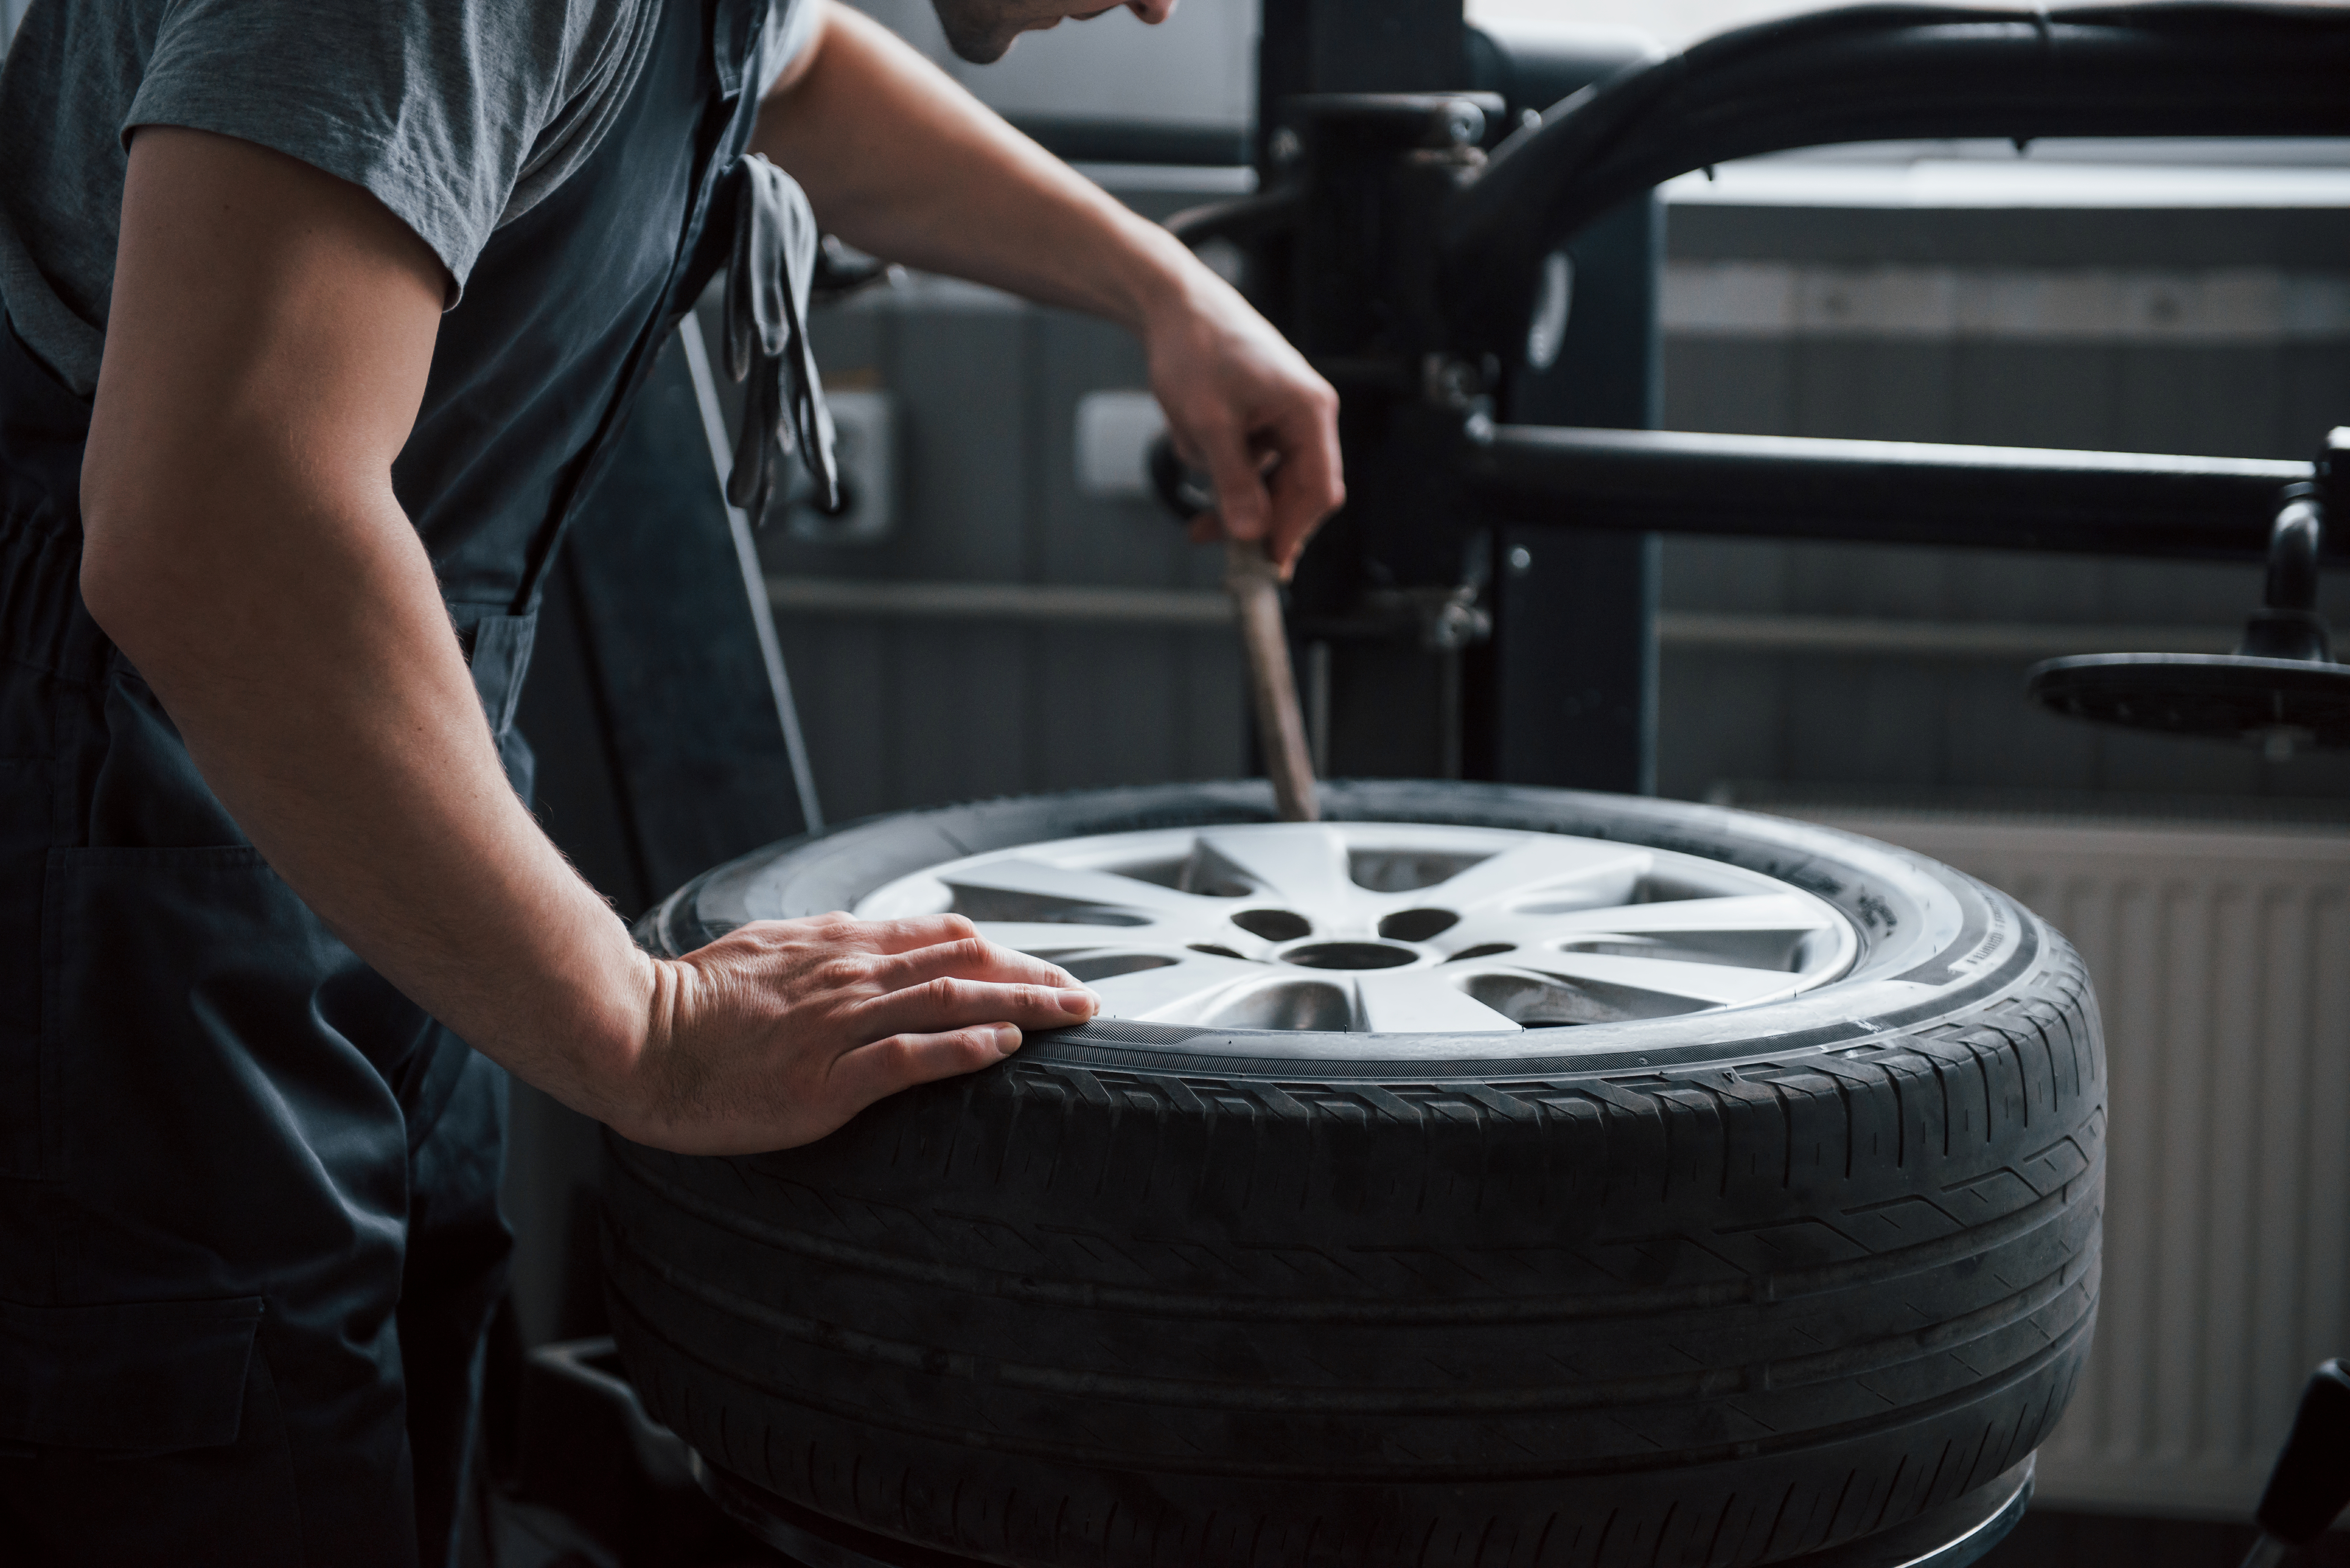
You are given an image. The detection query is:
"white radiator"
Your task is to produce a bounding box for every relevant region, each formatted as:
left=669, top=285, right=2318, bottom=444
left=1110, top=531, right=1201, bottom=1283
left=1774, top=807, right=2350, bottom=1518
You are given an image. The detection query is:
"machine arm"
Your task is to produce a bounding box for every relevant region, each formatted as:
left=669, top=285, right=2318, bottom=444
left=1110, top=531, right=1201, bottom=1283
left=1441, top=2, right=2350, bottom=355
left=1461, top=424, right=2327, bottom=563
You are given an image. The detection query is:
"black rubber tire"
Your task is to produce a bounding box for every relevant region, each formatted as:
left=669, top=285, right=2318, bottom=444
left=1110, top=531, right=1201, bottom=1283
left=605, top=781, right=2103, bottom=1568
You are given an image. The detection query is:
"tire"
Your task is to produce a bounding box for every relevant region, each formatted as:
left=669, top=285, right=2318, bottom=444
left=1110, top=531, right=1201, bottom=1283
left=605, top=780, right=2103, bottom=1568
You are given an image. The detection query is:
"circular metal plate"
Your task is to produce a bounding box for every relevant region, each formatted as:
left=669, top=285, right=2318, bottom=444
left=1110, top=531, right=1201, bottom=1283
left=854, top=821, right=1860, bottom=1036
left=2029, top=652, right=2350, bottom=750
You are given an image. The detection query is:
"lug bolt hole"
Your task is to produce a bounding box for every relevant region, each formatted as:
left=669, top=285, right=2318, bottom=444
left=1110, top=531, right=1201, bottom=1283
left=1231, top=908, right=1311, bottom=942
left=1378, top=908, right=1460, bottom=942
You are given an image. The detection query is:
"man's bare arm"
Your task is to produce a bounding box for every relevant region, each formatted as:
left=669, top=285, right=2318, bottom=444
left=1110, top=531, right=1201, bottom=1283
left=79, top=127, right=1096, bottom=1154
left=755, top=4, right=1344, bottom=570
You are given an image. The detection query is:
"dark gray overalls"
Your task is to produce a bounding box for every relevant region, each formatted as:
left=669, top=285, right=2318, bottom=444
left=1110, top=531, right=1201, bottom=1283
left=0, top=0, right=780, bottom=1560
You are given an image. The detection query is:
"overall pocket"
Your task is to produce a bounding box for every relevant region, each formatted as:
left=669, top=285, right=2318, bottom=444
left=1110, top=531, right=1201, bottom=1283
left=0, top=1293, right=263, bottom=1451
left=34, top=846, right=413, bottom=1309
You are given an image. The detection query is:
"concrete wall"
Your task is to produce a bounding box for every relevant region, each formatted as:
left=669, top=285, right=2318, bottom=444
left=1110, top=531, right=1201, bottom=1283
left=772, top=280, right=1249, bottom=823
left=843, top=0, right=1255, bottom=129
left=1657, top=196, right=2350, bottom=805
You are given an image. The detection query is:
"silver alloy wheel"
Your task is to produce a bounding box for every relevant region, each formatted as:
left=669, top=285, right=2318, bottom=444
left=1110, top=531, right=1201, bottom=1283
left=856, top=822, right=1859, bottom=1034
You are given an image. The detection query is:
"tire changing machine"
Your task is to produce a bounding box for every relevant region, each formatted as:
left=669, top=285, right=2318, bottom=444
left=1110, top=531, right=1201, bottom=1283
left=508, top=5, right=2350, bottom=1565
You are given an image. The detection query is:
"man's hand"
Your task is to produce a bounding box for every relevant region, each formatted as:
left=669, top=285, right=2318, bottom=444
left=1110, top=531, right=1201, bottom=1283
left=1143, top=265, right=1343, bottom=576
left=617, top=915, right=1096, bottom=1155
left=757, top=5, right=1345, bottom=575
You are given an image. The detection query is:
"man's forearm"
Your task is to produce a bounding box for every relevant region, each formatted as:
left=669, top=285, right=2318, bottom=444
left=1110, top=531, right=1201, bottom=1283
left=751, top=5, right=1343, bottom=570
left=753, top=3, right=1204, bottom=338
left=89, top=489, right=659, bottom=1114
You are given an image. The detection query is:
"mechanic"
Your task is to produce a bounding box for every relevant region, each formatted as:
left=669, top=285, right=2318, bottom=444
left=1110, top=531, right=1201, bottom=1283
left=0, top=0, right=1341, bottom=1561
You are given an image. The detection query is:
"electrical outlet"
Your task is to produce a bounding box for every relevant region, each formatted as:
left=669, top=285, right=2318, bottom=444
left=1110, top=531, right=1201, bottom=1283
left=1074, top=389, right=1166, bottom=500
left=777, top=389, right=896, bottom=544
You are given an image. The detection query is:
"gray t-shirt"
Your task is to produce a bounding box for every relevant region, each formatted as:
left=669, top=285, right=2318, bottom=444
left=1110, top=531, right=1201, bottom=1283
left=0, top=0, right=816, bottom=396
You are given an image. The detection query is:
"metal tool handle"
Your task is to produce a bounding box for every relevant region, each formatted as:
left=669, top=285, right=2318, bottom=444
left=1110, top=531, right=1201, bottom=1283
left=1148, top=437, right=1318, bottom=820
left=1226, top=540, right=1319, bottom=823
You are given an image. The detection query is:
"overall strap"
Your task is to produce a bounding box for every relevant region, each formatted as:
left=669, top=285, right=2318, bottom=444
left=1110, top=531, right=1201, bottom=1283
left=504, top=0, right=781, bottom=616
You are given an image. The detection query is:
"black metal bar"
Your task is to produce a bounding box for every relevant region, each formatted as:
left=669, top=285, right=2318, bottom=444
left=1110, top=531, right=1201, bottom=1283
left=1250, top=0, right=1476, bottom=787
left=1003, top=116, right=1251, bottom=168
left=1442, top=2, right=2350, bottom=353
left=1480, top=189, right=1661, bottom=795
left=1257, top=0, right=1467, bottom=173
left=1463, top=425, right=2324, bottom=562
left=1163, top=189, right=1301, bottom=252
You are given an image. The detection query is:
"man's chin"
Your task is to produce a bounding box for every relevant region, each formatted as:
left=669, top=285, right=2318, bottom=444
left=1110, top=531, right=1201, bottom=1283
left=945, top=30, right=1016, bottom=63
left=933, top=5, right=1023, bottom=64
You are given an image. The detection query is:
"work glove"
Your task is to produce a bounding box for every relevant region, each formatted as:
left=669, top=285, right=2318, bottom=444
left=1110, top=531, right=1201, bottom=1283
left=724, top=153, right=840, bottom=522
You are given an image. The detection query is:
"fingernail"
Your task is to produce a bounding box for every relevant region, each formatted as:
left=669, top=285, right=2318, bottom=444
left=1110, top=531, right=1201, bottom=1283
left=1060, top=988, right=1097, bottom=1016
left=991, top=1024, right=1021, bottom=1054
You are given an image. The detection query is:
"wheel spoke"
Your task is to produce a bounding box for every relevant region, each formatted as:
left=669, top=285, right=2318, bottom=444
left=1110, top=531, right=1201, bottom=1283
left=1192, top=827, right=1365, bottom=917
left=1193, top=976, right=1358, bottom=1031
left=1431, top=910, right=1586, bottom=957
left=1436, top=893, right=1840, bottom=963
left=1515, top=951, right=1805, bottom=1009
left=1088, top=952, right=1271, bottom=1021
left=1424, top=838, right=1652, bottom=914
left=1536, top=893, right=1841, bottom=936
left=1445, top=964, right=1634, bottom=1026
left=968, top=921, right=1195, bottom=956
left=939, top=858, right=1230, bottom=926
left=1350, top=972, right=1523, bottom=1034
